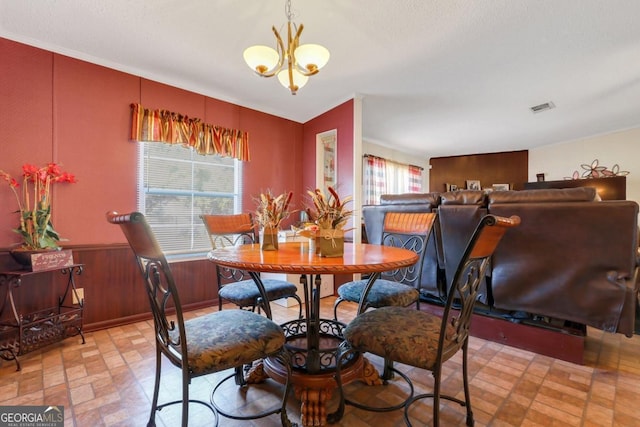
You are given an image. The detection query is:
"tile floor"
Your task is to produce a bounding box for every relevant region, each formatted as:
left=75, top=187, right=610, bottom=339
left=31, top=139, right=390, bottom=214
left=1, top=297, right=639, bottom=426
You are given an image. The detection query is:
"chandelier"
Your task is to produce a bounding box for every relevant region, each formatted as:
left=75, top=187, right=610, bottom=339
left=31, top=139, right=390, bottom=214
left=243, top=0, right=330, bottom=95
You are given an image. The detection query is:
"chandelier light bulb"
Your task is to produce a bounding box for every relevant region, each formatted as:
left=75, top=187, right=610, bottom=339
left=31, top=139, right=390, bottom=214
left=243, top=45, right=279, bottom=75
left=294, top=44, right=330, bottom=73
left=278, top=69, right=309, bottom=93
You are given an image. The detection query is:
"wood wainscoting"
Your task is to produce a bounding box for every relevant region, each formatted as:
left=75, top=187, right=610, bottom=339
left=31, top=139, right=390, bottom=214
left=0, top=245, right=219, bottom=332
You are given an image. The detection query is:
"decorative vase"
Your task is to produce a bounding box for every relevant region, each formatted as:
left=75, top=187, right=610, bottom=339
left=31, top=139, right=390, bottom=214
left=317, top=228, right=345, bottom=257
left=9, top=248, right=59, bottom=268
left=260, top=226, right=279, bottom=251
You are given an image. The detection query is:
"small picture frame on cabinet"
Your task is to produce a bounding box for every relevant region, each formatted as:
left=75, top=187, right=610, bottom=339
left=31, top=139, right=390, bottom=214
left=445, top=183, right=458, bottom=191
left=466, top=180, right=481, bottom=190
left=492, top=183, right=510, bottom=191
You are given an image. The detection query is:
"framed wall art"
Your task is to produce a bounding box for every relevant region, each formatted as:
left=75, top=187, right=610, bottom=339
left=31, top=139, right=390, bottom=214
left=316, top=129, right=337, bottom=192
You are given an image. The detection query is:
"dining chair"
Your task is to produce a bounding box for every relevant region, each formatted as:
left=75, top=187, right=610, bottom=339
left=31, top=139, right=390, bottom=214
left=332, top=214, right=520, bottom=426
left=201, top=213, right=303, bottom=318
left=106, top=211, right=294, bottom=427
left=333, top=211, right=437, bottom=321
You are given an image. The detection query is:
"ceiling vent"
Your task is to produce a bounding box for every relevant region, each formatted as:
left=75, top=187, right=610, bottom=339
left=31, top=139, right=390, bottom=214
left=530, top=101, right=555, bottom=114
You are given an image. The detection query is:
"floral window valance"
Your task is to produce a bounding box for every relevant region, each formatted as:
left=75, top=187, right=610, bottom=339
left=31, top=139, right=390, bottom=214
left=129, top=103, right=250, bottom=161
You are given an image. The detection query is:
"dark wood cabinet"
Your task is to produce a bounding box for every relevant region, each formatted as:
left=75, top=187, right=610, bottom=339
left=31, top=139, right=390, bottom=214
left=429, top=150, right=528, bottom=193
left=524, top=176, right=626, bottom=200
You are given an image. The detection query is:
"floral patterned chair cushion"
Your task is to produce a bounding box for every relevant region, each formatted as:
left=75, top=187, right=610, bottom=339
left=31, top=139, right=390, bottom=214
left=219, top=279, right=298, bottom=307
left=343, top=306, right=456, bottom=370
left=172, top=309, right=285, bottom=375
left=337, top=279, right=420, bottom=309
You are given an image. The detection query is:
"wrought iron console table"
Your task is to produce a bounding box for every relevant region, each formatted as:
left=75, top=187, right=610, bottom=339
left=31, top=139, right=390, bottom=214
left=0, top=264, right=85, bottom=370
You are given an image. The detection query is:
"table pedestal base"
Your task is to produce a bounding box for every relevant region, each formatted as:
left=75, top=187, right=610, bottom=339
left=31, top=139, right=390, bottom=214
left=264, top=354, right=365, bottom=426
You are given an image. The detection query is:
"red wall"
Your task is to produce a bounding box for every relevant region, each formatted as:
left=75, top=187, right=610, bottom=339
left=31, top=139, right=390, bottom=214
left=53, top=55, right=140, bottom=245
left=241, top=109, right=304, bottom=222
left=1, top=39, right=57, bottom=247
left=302, top=100, right=356, bottom=233
left=0, top=37, right=334, bottom=248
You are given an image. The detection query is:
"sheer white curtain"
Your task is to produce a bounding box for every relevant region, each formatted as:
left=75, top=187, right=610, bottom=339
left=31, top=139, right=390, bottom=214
left=363, top=155, right=423, bottom=205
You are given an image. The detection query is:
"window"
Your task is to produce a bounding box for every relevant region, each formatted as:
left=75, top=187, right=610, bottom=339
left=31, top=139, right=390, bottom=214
left=138, top=142, right=242, bottom=254
left=363, top=155, right=423, bottom=204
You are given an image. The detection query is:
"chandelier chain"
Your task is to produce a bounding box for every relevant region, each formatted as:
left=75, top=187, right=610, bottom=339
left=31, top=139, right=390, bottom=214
left=285, top=0, right=298, bottom=22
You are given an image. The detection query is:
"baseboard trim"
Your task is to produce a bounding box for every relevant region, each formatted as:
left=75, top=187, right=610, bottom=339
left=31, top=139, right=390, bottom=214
left=420, top=303, right=585, bottom=364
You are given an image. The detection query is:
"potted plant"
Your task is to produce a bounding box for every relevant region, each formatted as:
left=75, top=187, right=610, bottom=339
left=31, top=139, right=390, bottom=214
left=304, top=187, right=353, bottom=257
left=0, top=163, right=77, bottom=264
left=254, top=190, right=293, bottom=250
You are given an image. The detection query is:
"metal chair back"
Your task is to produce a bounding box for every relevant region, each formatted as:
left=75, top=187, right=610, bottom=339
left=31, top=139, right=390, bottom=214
left=106, top=211, right=186, bottom=367
left=379, top=211, right=437, bottom=289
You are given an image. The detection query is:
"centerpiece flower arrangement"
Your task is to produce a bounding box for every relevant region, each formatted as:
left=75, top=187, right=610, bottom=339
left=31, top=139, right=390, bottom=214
left=0, top=163, right=77, bottom=251
left=254, top=189, right=293, bottom=250
left=303, top=186, right=353, bottom=257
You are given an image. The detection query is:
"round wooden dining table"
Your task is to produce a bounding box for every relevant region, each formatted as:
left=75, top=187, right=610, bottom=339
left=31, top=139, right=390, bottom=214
left=208, top=241, right=418, bottom=426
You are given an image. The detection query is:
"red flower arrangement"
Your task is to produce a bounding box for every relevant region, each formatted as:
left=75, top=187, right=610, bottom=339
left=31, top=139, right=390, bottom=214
left=0, top=163, right=77, bottom=249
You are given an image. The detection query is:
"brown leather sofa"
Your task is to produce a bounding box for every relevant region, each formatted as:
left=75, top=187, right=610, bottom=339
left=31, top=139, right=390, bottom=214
left=362, top=187, right=639, bottom=337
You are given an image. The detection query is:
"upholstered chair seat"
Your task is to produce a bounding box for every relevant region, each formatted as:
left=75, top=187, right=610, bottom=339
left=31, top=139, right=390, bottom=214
left=343, top=306, right=455, bottom=370
left=337, top=280, right=419, bottom=310
left=218, top=279, right=298, bottom=309
left=177, top=309, right=285, bottom=375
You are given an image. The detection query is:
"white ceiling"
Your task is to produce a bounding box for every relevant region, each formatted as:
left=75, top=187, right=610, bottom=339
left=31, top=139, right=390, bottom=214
left=1, top=0, right=639, bottom=158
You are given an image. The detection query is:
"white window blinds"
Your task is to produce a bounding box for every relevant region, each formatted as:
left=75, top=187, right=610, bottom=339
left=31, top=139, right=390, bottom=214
left=138, top=142, right=241, bottom=254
